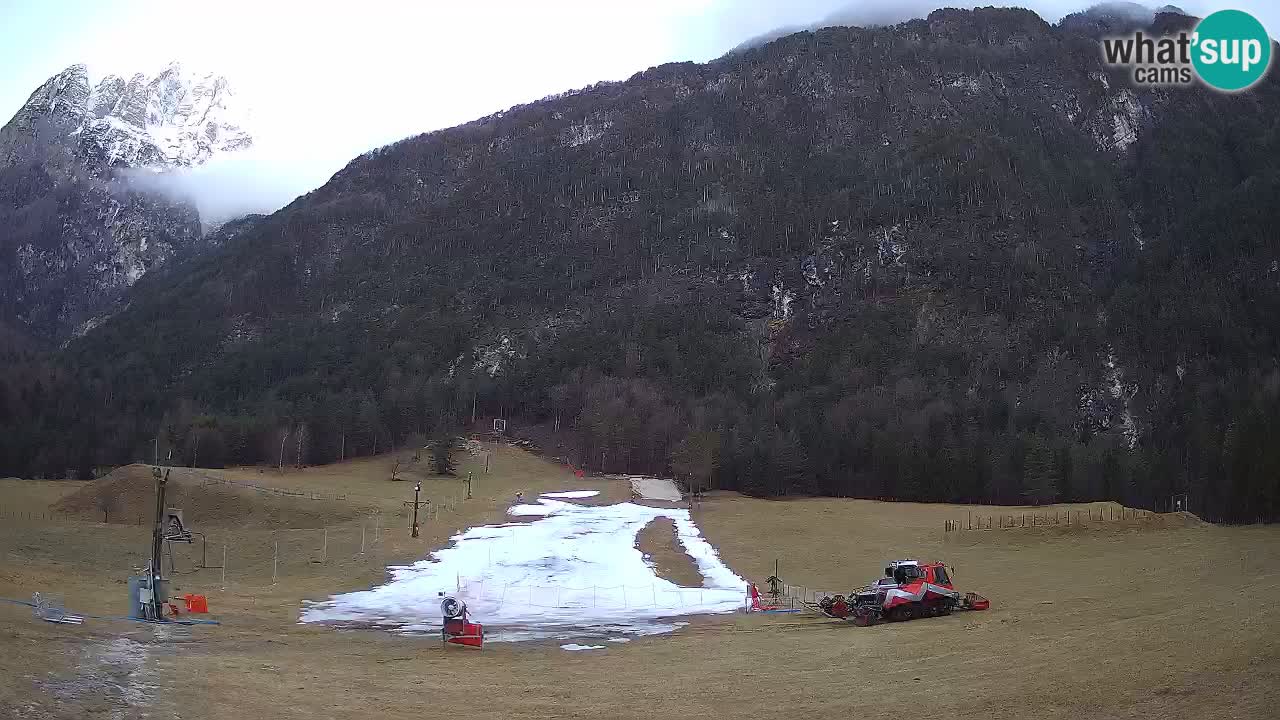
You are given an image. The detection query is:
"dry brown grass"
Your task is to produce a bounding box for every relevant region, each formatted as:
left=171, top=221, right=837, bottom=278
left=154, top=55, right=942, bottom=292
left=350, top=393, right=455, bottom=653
left=52, top=464, right=368, bottom=528
left=1, top=449, right=1277, bottom=719
left=0, top=478, right=88, bottom=515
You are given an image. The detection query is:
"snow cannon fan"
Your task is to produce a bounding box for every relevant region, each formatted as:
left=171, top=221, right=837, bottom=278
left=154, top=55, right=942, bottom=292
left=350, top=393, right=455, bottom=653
left=441, top=596, right=466, bottom=620
left=439, top=593, right=483, bottom=648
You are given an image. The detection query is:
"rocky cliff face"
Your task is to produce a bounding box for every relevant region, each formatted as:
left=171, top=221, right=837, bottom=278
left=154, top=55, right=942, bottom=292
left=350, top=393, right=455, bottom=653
left=0, top=62, right=252, bottom=340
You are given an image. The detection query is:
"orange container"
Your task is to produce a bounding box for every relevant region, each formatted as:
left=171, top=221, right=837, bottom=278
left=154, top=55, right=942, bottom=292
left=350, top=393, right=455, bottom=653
left=182, top=594, right=209, bottom=613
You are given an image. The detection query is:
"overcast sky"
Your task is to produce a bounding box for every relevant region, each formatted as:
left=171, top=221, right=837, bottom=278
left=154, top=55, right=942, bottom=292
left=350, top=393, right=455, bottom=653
left=1, top=0, right=1276, bottom=222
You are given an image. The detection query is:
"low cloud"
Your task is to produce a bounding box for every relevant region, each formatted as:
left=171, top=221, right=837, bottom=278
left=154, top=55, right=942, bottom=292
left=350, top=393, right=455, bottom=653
left=119, top=142, right=344, bottom=230
left=725, top=2, right=1194, bottom=54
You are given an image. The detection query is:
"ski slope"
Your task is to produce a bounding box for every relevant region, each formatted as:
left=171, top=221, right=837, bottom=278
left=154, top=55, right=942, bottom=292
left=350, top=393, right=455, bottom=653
left=300, top=495, right=747, bottom=641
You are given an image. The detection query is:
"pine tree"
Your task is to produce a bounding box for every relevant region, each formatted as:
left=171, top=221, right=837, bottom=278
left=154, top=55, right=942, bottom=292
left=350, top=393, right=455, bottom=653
left=430, top=436, right=458, bottom=476
left=671, top=429, right=719, bottom=495
left=1022, top=434, right=1059, bottom=506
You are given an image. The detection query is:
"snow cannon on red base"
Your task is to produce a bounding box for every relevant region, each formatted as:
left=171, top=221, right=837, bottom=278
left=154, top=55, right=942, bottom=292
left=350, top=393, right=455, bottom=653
left=813, top=560, right=989, bottom=626
left=440, top=594, right=484, bottom=648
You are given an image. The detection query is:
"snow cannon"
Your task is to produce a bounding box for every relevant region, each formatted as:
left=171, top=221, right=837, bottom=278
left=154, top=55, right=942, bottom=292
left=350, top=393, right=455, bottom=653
left=440, top=594, right=484, bottom=648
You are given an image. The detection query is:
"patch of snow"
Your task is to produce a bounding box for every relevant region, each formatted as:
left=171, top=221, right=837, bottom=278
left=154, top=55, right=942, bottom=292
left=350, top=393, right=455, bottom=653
left=560, top=643, right=605, bottom=651
left=72, top=314, right=109, bottom=338
left=705, top=73, right=733, bottom=93
left=301, top=499, right=746, bottom=641
left=563, top=114, right=612, bottom=147
left=78, top=63, right=253, bottom=169
left=948, top=74, right=983, bottom=93
left=877, top=225, right=907, bottom=267
left=1092, top=90, right=1145, bottom=153
left=771, top=283, right=794, bottom=321
left=606, top=637, right=631, bottom=643
left=469, top=336, right=517, bottom=377
left=629, top=476, right=682, bottom=502
left=508, top=502, right=557, bottom=516
left=540, top=490, right=600, bottom=499
left=1105, top=350, right=1140, bottom=449
left=15, top=244, right=40, bottom=277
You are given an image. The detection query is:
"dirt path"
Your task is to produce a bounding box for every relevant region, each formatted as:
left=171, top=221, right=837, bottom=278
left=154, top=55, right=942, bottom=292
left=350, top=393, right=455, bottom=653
left=636, top=517, right=704, bottom=587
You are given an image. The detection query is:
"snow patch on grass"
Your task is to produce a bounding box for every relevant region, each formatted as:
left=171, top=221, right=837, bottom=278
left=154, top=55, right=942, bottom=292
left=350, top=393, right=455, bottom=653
left=301, top=499, right=746, bottom=641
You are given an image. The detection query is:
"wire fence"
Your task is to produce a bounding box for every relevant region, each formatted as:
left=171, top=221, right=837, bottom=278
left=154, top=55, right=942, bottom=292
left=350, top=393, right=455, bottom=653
left=0, top=509, right=85, bottom=524
left=163, top=520, right=416, bottom=589
left=944, top=506, right=1157, bottom=532
left=189, top=470, right=349, bottom=501
left=0, top=507, right=444, bottom=590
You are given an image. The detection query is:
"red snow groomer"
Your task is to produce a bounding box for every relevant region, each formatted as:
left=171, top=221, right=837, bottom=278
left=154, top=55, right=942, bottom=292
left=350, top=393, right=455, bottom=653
left=815, top=560, right=989, bottom=626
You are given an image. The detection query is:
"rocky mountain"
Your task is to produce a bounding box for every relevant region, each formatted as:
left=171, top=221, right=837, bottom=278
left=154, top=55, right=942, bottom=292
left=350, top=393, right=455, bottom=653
left=0, top=62, right=252, bottom=340
left=2, top=8, right=1277, bottom=521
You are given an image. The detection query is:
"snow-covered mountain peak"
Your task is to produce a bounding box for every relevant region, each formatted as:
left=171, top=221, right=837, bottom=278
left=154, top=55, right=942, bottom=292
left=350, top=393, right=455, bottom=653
left=6, top=61, right=253, bottom=170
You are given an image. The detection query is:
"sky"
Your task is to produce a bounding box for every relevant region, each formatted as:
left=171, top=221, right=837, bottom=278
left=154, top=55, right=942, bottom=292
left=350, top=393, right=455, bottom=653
left=1, top=0, right=1277, bottom=222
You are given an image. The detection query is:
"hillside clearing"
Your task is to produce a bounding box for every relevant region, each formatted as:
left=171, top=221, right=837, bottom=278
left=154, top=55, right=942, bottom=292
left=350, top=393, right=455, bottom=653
left=0, top=446, right=1275, bottom=719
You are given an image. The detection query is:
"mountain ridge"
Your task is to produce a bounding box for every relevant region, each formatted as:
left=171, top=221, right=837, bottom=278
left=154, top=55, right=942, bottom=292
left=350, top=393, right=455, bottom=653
left=2, top=8, right=1278, bottom=522
left=0, top=61, right=253, bottom=340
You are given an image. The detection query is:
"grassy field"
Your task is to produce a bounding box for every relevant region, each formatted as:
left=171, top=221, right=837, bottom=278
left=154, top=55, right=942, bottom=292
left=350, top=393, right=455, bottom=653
left=0, top=478, right=88, bottom=515
left=0, top=445, right=1276, bottom=719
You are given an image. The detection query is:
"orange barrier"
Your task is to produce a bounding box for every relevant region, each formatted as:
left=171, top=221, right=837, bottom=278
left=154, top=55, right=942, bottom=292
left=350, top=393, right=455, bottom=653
left=182, top=594, right=209, bottom=613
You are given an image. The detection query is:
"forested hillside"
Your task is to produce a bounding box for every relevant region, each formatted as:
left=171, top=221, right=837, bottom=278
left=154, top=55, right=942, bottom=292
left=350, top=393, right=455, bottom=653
left=1, top=7, right=1277, bottom=522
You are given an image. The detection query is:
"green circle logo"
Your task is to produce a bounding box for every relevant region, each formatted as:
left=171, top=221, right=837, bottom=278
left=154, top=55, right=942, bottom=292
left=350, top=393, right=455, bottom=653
left=1192, top=10, right=1272, bottom=92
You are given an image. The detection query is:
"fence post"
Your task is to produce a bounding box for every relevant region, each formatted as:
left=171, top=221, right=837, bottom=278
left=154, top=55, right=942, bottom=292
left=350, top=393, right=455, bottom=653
left=221, top=544, right=227, bottom=589
left=322, top=528, right=328, bottom=563
left=360, top=524, right=366, bottom=555
left=272, top=540, right=278, bottom=585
